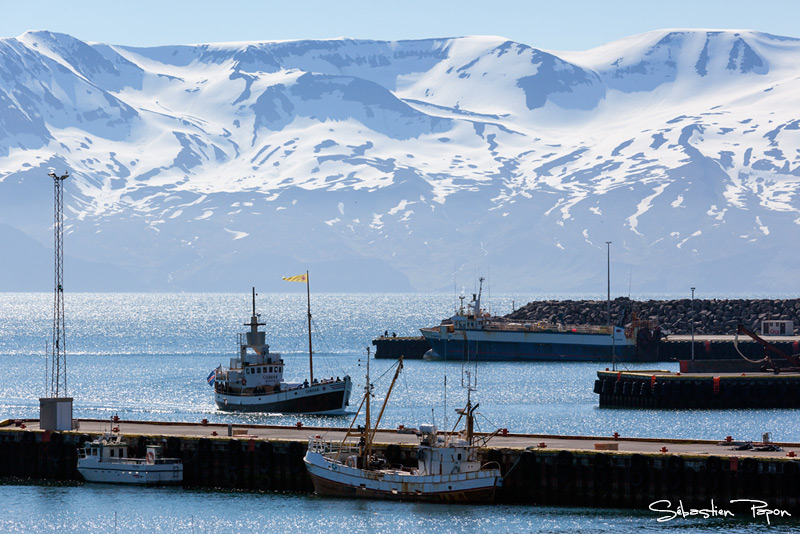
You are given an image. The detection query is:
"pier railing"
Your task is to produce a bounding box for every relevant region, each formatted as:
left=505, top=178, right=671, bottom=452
left=307, top=436, right=360, bottom=456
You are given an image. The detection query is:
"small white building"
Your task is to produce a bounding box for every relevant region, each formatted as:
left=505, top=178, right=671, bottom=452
left=761, top=320, right=794, bottom=336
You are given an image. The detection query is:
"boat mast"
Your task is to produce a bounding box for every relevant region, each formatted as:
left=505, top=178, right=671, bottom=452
left=463, top=368, right=477, bottom=444
left=305, top=270, right=313, bottom=383
left=370, top=356, right=404, bottom=443
left=363, top=347, right=372, bottom=460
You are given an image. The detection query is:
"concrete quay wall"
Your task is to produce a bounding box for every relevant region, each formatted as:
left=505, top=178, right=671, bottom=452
left=596, top=370, right=800, bottom=409
left=2, top=419, right=800, bottom=513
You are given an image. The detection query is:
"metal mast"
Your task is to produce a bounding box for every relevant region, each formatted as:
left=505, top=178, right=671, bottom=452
left=48, top=171, right=68, bottom=397
left=305, top=270, right=313, bottom=384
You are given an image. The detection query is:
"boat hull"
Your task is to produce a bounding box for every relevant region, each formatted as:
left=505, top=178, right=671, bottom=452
left=77, top=462, right=183, bottom=485
left=304, top=452, right=500, bottom=503
left=215, top=378, right=352, bottom=414
left=420, top=327, right=639, bottom=362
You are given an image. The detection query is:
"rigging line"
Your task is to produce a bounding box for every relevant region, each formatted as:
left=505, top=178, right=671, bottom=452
left=475, top=410, right=500, bottom=431
left=371, top=358, right=401, bottom=386
left=398, top=367, right=419, bottom=428
left=309, top=317, right=347, bottom=376
left=733, top=330, right=768, bottom=364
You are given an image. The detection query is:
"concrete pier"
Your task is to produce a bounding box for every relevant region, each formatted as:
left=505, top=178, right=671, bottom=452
left=372, top=336, right=430, bottom=359
left=2, top=418, right=800, bottom=512
left=595, top=369, right=800, bottom=409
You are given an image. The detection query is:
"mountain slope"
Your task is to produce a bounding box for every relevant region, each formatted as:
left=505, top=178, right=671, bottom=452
left=1, top=29, right=799, bottom=293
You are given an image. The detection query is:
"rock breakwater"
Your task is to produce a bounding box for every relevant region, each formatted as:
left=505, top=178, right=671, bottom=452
left=505, top=297, right=800, bottom=336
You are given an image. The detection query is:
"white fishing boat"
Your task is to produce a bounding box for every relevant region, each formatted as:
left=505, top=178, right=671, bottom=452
left=213, top=283, right=352, bottom=414
left=304, top=354, right=502, bottom=503
left=77, top=434, right=183, bottom=485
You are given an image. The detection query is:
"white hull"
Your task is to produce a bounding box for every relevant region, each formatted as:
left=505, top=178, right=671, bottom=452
left=77, top=459, right=183, bottom=485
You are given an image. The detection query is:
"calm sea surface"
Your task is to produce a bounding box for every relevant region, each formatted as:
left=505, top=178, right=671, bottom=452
left=0, top=292, right=795, bottom=533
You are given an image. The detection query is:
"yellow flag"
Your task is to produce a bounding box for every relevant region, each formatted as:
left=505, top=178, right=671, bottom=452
left=282, top=273, right=308, bottom=283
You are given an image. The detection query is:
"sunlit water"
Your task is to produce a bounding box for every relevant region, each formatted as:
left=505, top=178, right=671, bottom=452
left=0, top=293, right=796, bottom=532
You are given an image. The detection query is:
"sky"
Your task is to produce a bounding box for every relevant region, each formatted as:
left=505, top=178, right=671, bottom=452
left=1, top=0, right=798, bottom=50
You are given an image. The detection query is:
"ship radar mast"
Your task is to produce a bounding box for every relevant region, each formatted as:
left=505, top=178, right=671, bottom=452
left=246, top=287, right=266, bottom=332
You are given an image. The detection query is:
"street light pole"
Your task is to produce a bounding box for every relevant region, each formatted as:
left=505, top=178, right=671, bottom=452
left=606, top=242, right=615, bottom=369
left=691, top=287, right=696, bottom=361
left=606, top=242, right=611, bottom=326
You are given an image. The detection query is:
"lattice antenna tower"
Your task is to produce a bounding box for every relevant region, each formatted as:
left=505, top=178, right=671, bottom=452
left=48, top=170, right=68, bottom=397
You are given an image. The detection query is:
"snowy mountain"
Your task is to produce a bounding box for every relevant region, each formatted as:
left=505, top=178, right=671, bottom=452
left=1, top=29, right=800, bottom=294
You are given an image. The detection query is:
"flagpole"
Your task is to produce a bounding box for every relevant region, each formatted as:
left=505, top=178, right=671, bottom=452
left=306, top=270, right=313, bottom=383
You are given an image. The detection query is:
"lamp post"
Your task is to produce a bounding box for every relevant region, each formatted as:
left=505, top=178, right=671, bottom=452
left=606, top=242, right=611, bottom=326
left=606, top=242, right=615, bottom=369
left=691, top=287, right=696, bottom=360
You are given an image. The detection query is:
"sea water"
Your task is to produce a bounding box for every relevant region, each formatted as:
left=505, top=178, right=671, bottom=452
left=0, top=292, right=795, bottom=533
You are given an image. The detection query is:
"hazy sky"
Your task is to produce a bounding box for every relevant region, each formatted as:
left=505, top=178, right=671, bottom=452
left=1, top=0, right=798, bottom=50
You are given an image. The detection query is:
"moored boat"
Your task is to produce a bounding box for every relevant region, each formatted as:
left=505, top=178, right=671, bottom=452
left=213, top=284, right=352, bottom=414
left=420, top=278, right=658, bottom=362
left=77, top=434, right=183, bottom=485
left=303, top=354, right=502, bottom=503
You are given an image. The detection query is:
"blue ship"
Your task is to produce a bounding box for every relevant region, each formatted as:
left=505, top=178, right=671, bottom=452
left=420, top=279, right=654, bottom=362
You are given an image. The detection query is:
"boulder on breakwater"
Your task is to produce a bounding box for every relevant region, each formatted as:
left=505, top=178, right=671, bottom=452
left=505, top=297, right=800, bottom=336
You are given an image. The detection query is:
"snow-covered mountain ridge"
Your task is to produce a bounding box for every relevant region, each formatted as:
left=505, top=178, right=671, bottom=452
left=1, top=29, right=799, bottom=293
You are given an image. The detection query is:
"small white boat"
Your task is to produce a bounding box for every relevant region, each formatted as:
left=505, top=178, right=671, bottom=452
left=304, top=355, right=502, bottom=503
left=77, top=434, right=183, bottom=485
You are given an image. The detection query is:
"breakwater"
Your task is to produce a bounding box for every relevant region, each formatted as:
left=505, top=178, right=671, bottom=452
left=3, top=419, right=800, bottom=514
left=507, top=297, right=800, bottom=336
